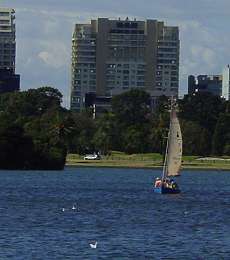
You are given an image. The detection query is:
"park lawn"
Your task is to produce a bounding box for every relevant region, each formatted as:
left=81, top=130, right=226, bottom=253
left=66, top=152, right=230, bottom=170
left=66, top=152, right=162, bottom=168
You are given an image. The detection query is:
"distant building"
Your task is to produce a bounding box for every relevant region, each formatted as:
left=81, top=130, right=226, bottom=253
left=0, top=8, right=16, bottom=72
left=188, top=74, right=222, bottom=96
left=222, top=65, right=230, bottom=100
left=70, top=17, right=180, bottom=112
left=0, top=8, right=20, bottom=93
left=0, top=68, right=20, bottom=93
left=85, top=92, right=112, bottom=117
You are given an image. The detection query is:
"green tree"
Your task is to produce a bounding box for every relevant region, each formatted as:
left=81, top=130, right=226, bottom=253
left=0, top=124, right=34, bottom=169
left=179, top=92, right=224, bottom=134
left=212, top=113, right=230, bottom=155
left=111, top=89, right=152, bottom=153
left=181, top=120, right=210, bottom=156
left=93, top=113, right=116, bottom=154
left=122, top=126, right=150, bottom=154
left=112, top=89, right=151, bottom=126
left=66, top=111, right=96, bottom=154
left=0, top=87, right=67, bottom=170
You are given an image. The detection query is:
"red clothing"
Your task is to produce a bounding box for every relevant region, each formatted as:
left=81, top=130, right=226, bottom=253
left=155, top=180, right=162, bottom=188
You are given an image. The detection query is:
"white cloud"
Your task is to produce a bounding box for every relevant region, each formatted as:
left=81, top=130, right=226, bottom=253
left=38, top=51, right=58, bottom=68
left=38, top=41, right=69, bottom=69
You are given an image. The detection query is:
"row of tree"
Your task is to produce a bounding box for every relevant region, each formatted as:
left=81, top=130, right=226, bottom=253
left=66, top=89, right=230, bottom=156
left=0, top=87, right=229, bottom=169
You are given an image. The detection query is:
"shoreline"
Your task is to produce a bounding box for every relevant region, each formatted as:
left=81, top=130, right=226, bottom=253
left=66, top=153, right=230, bottom=171
left=65, top=161, right=230, bottom=171
left=66, top=164, right=230, bottom=171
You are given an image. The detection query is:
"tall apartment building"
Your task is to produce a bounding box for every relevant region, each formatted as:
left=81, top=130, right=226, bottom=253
left=188, top=74, right=222, bottom=96
left=0, top=8, right=16, bottom=71
left=0, top=7, right=20, bottom=93
left=222, top=65, right=230, bottom=100
left=70, top=18, right=179, bottom=111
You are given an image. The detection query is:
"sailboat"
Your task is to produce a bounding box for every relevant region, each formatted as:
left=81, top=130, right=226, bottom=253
left=154, top=99, right=182, bottom=194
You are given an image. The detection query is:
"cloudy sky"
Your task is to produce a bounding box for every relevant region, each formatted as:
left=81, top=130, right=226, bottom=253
left=2, top=0, right=230, bottom=106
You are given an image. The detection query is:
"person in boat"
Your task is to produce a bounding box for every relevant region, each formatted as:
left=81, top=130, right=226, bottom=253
left=172, top=181, right=178, bottom=190
left=163, top=178, right=170, bottom=188
left=162, top=178, right=174, bottom=189
left=168, top=179, right=178, bottom=190
left=154, top=177, right=162, bottom=188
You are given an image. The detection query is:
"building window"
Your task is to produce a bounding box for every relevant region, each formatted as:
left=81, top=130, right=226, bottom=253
left=137, top=82, right=144, bottom=86
left=123, top=81, right=129, bottom=86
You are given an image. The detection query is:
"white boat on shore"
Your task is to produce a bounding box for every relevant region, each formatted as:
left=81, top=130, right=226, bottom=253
left=84, top=153, right=101, bottom=160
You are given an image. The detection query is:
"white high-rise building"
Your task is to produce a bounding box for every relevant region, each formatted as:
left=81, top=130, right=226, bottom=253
left=70, top=18, right=180, bottom=111
left=222, top=65, right=230, bottom=100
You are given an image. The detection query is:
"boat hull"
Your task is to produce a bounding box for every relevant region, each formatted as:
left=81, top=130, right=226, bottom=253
left=154, top=185, right=181, bottom=194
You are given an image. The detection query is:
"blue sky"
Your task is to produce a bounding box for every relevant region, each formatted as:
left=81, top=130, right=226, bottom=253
left=2, top=0, right=230, bottom=106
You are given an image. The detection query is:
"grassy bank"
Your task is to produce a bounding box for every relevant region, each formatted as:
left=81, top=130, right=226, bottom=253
left=66, top=152, right=230, bottom=170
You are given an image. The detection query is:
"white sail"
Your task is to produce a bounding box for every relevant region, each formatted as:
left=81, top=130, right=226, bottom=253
left=166, top=109, right=182, bottom=177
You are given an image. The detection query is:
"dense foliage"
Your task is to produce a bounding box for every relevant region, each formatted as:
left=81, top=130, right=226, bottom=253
left=0, top=87, right=229, bottom=170
left=68, top=90, right=230, bottom=157
left=0, top=87, right=69, bottom=170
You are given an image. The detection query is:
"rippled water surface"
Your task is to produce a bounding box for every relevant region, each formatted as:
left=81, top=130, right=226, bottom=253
left=0, top=167, right=229, bottom=259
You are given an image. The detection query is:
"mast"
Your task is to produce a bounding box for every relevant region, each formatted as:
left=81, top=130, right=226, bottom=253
left=161, top=99, right=173, bottom=181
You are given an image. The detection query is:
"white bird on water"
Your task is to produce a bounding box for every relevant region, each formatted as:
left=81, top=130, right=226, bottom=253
left=62, top=208, right=65, bottom=212
left=89, top=241, right=97, bottom=249
left=72, top=205, right=77, bottom=210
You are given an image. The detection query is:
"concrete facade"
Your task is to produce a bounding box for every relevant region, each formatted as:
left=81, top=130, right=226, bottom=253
left=222, top=65, right=230, bottom=100
left=70, top=18, right=180, bottom=111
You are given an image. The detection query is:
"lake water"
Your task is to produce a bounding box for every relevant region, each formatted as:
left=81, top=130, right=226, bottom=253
left=0, top=167, right=229, bottom=259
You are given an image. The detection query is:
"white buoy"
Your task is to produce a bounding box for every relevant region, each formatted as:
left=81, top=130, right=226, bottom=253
left=89, top=241, right=97, bottom=249
left=62, top=208, right=65, bottom=212
left=72, top=205, right=76, bottom=210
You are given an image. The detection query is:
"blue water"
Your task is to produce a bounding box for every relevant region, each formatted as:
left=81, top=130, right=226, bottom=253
left=0, top=167, right=229, bottom=259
